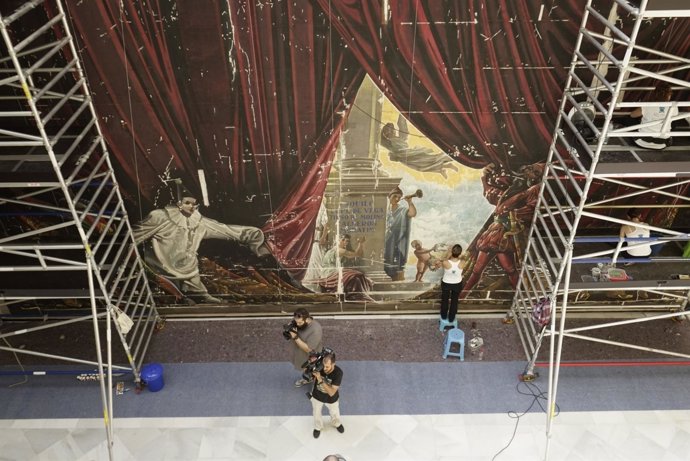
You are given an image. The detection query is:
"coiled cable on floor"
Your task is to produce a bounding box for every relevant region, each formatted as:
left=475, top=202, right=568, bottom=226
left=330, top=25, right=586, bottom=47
left=491, top=381, right=560, bottom=461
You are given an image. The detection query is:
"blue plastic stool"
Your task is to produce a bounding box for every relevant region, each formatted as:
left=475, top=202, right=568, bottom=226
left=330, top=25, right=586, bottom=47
left=439, top=317, right=458, bottom=331
left=442, top=328, right=465, bottom=360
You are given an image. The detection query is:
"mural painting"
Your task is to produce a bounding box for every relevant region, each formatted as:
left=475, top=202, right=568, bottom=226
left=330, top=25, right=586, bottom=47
left=3, top=0, right=689, bottom=313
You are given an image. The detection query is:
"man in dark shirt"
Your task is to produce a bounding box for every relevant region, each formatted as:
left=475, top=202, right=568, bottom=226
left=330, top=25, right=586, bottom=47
left=310, top=352, right=344, bottom=439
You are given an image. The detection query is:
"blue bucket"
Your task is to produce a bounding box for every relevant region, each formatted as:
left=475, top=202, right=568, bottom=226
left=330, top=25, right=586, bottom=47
left=140, top=363, right=164, bottom=392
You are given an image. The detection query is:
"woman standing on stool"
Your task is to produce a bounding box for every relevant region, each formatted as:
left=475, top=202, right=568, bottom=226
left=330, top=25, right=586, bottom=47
left=440, top=244, right=464, bottom=330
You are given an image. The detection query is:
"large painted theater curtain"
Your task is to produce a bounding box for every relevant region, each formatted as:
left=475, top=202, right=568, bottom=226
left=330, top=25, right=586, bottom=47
left=64, top=0, right=690, bottom=274
left=63, top=0, right=584, bottom=274
left=67, top=0, right=364, bottom=273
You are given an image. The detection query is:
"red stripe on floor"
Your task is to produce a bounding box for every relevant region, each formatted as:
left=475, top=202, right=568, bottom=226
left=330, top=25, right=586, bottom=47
left=535, top=361, right=690, bottom=367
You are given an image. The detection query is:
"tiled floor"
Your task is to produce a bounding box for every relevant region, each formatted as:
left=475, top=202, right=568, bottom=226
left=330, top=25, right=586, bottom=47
left=3, top=315, right=690, bottom=460
left=2, top=410, right=690, bottom=460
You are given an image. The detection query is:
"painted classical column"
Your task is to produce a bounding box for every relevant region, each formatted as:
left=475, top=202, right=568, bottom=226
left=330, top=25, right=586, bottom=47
left=324, top=77, right=400, bottom=280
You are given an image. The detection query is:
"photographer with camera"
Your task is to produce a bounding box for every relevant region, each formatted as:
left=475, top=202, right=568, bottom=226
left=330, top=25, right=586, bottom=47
left=309, top=351, right=344, bottom=439
left=285, top=307, right=323, bottom=387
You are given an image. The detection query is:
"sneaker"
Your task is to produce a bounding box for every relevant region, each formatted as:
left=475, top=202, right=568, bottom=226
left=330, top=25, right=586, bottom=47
left=294, top=378, right=311, bottom=388
left=634, top=138, right=667, bottom=150
left=313, top=429, right=320, bottom=439
left=336, top=424, right=345, bottom=434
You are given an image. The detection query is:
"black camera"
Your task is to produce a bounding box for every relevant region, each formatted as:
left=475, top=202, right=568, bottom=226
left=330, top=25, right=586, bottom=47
left=300, top=347, right=334, bottom=381
left=282, top=319, right=298, bottom=340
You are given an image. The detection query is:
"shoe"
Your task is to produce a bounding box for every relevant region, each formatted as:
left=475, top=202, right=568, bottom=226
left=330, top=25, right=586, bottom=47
left=313, top=429, right=320, bottom=439
left=634, top=138, right=667, bottom=150
left=198, top=294, right=222, bottom=304
left=440, top=317, right=458, bottom=331
left=336, top=424, right=345, bottom=433
left=294, top=378, right=311, bottom=388
left=181, top=297, right=197, bottom=306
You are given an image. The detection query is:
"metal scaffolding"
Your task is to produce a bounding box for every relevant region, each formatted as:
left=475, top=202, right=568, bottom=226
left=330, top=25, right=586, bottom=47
left=507, top=0, right=690, bottom=458
left=0, top=0, right=158, bottom=457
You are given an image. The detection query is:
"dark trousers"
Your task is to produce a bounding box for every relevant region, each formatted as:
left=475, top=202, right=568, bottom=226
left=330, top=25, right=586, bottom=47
left=440, top=281, right=463, bottom=322
left=613, top=115, right=673, bottom=148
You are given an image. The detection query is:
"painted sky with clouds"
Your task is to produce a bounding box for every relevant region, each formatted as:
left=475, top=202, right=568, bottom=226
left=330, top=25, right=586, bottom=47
left=379, top=97, right=494, bottom=281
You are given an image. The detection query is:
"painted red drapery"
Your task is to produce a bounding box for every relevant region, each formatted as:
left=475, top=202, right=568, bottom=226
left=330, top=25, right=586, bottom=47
left=221, top=1, right=365, bottom=271
left=67, top=0, right=364, bottom=274
left=316, top=0, right=583, bottom=170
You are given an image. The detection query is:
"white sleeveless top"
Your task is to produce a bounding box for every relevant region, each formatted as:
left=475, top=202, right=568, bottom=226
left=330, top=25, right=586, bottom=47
left=442, top=259, right=463, bottom=284
left=624, top=224, right=652, bottom=257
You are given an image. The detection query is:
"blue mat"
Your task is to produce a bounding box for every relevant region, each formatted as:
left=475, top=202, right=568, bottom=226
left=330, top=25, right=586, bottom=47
left=1, top=361, right=689, bottom=419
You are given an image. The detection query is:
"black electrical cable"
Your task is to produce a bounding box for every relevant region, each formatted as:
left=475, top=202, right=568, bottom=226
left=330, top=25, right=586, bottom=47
left=2, top=337, right=28, bottom=388
left=491, top=380, right=560, bottom=461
